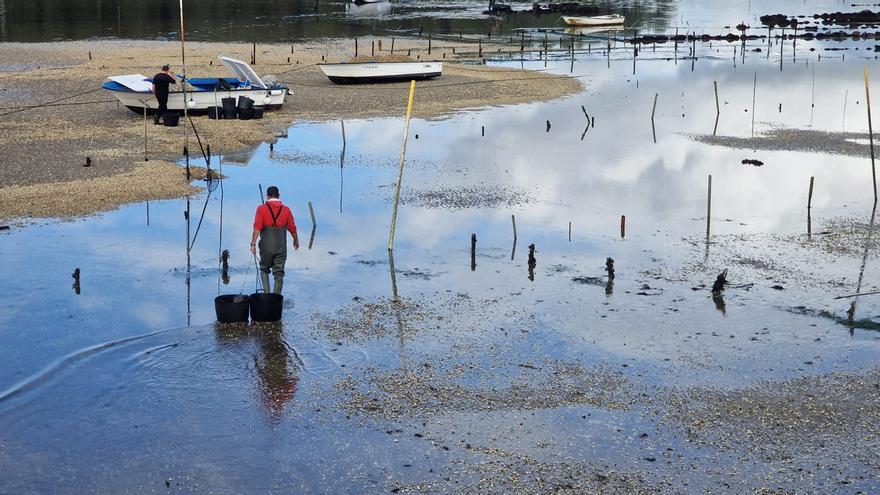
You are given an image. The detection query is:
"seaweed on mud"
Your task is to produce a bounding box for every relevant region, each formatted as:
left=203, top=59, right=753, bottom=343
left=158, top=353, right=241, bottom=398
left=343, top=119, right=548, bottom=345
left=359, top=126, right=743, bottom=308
left=662, top=369, right=880, bottom=458
left=338, top=361, right=641, bottom=420
left=394, top=185, right=535, bottom=209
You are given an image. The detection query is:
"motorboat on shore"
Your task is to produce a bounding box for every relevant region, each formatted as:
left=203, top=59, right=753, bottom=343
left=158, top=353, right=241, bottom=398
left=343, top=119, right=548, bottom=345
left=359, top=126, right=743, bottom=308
left=101, top=56, right=289, bottom=115
left=319, top=61, right=442, bottom=84
left=562, top=14, right=625, bottom=27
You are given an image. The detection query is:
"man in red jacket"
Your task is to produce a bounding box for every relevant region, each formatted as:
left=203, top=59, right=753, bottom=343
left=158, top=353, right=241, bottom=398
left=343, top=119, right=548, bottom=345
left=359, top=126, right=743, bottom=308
left=250, top=186, right=299, bottom=294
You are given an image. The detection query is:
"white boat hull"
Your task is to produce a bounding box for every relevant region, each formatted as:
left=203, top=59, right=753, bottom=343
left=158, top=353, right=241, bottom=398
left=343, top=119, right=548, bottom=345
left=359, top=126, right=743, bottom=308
left=562, top=15, right=625, bottom=27
left=105, top=88, right=287, bottom=114
left=319, top=62, right=442, bottom=84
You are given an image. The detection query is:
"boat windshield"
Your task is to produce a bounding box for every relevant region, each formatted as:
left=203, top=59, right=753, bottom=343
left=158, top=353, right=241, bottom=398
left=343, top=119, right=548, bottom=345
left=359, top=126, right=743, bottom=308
left=218, top=56, right=266, bottom=89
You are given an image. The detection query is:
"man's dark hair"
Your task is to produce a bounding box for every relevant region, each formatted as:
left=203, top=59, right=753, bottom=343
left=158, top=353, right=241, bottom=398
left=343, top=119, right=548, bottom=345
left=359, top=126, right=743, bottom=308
left=161, top=64, right=170, bottom=71
left=266, top=186, right=280, bottom=198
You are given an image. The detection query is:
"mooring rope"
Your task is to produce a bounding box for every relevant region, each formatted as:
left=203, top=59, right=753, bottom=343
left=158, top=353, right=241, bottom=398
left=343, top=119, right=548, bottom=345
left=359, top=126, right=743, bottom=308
left=0, top=87, right=104, bottom=117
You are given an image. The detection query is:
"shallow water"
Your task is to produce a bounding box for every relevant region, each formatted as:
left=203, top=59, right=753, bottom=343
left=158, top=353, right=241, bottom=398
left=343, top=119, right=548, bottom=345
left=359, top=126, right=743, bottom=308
left=4, top=4, right=880, bottom=492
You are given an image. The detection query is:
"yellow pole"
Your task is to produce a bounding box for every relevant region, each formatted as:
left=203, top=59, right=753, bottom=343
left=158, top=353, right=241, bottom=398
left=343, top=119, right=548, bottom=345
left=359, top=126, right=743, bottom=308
left=388, top=80, right=416, bottom=251
left=865, top=66, right=877, bottom=203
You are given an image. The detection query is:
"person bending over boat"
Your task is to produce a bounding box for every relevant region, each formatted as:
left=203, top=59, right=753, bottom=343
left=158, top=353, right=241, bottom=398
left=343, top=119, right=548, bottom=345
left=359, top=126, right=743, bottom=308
left=151, top=65, right=176, bottom=125
left=250, top=186, right=300, bottom=294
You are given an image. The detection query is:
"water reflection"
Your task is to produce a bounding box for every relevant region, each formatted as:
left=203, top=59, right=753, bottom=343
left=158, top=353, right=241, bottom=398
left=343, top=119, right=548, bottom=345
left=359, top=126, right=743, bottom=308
left=214, top=322, right=300, bottom=423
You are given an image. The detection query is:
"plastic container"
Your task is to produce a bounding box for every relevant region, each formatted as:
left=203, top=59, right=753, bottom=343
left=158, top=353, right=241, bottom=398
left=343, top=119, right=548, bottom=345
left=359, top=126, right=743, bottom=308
left=207, top=106, right=222, bottom=120
left=222, top=97, right=237, bottom=119
left=249, top=292, right=283, bottom=322
left=251, top=107, right=264, bottom=119
left=163, top=112, right=180, bottom=126
left=237, top=108, right=253, bottom=120
left=215, top=294, right=250, bottom=322
left=237, top=96, right=254, bottom=112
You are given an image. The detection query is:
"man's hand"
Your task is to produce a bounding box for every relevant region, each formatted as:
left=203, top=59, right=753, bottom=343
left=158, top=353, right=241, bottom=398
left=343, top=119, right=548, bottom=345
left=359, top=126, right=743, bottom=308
left=250, top=243, right=257, bottom=254
left=293, top=238, right=300, bottom=250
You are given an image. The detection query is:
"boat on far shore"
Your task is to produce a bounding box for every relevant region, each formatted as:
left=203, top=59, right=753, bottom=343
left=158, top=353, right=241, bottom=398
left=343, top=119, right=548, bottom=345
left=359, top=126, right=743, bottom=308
left=319, top=61, right=442, bottom=84
left=562, top=14, right=625, bottom=27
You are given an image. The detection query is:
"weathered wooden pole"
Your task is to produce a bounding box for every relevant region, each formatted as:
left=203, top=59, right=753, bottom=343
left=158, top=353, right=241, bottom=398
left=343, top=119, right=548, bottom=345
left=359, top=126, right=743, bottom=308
left=706, top=175, right=713, bottom=237
left=391, top=37, right=395, bottom=54
left=308, top=201, right=316, bottom=228
left=620, top=215, right=626, bottom=238
left=388, top=80, right=417, bottom=251
left=807, top=176, right=814, bottom=235
left=713, top=80, right=720, bottom=136
left=865, top=66, right=878, bottom=203
left=511, top=214, right=517, bottom=240
left=751, top=72, right=757, bottom=137
left=471, top=233, right=477, bottom=271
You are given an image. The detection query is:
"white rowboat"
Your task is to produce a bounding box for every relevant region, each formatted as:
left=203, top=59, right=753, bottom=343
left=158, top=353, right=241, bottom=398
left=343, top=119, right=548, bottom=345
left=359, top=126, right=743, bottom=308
left=562, top=14, right=625, bottom=27
left=319, top=61, right=442, bottom=84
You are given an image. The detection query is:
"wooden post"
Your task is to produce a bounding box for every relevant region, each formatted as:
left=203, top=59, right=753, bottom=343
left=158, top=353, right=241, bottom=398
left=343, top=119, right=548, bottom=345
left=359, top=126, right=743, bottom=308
left=807, top=176, right=814, bottom=235
left=388, top=81, right=417, bottom=251
left=471, top=233, right=477, bottom=271
left=620, top=215, right=625, bottom=238
left=568, top=221, right=571, bottom=242
left=391, top=37, right=395, bottom=55
left=511, top=214, right=517, bottom=241
left=371, top=40, right=375, bottom=57
left=355, top=38, right=358, bottom=57
left=865, top=66, right=878, bottom=203
left=308, top=201, right=316, bottom=228
left=713, top=80, right=720, bottom=136
left=428, top=34, right=432, bottom=55
left=751, top=72, right=757, bottom=138
left=481, top=125, right=485, bottom=137
left=651, top=93, right=658, bottom=143
left=143, top=103, right=148, bottom=161
left=706, top=175, right=713, bottom=237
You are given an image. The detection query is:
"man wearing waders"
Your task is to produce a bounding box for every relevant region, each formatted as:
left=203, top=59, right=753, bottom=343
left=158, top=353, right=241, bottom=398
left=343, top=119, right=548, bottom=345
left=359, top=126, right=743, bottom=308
left=250, top=186, right=299, bottom=294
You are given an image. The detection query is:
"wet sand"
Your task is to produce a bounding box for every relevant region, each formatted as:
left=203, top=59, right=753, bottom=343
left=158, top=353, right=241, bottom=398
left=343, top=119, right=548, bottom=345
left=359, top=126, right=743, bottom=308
left=0, top=39, right=581, bottom=220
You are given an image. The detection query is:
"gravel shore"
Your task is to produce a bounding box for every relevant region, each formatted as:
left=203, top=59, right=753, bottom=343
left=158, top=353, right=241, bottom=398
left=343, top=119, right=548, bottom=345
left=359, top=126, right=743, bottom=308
left=0, top=39, right=581, bottom=220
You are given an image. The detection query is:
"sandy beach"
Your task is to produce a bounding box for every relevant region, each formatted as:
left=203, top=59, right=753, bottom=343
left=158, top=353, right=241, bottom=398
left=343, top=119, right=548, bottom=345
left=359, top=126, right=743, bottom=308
left=0, top=39, right=581, bottom=220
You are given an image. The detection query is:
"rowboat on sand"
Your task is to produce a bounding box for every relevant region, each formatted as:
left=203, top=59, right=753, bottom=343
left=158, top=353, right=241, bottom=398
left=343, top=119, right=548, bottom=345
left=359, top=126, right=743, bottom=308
left=102, top=55, right=289, bottom=114
left=562, top=14, right=625, bottom=27
left=319, top=61, right=442, bottom=84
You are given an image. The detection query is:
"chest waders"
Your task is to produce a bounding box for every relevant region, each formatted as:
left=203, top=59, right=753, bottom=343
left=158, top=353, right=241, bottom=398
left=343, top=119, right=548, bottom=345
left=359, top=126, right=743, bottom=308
left=258, top=203, right=287, bottom=294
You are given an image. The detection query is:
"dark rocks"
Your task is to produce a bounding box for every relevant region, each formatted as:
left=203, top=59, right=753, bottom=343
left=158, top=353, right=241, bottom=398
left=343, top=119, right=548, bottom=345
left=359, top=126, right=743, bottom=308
left=741, top=159, right=764, bottom=166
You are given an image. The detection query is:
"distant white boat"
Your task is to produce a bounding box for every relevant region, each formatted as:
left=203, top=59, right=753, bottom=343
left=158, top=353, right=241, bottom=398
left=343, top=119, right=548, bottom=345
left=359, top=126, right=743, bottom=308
left=319, top=61, right=442, bottom=84
left=102, top=55, right=288, bottom=114
left=347, top=0, right=392, bottom=16
left=562, top=14, right=625, bottom=27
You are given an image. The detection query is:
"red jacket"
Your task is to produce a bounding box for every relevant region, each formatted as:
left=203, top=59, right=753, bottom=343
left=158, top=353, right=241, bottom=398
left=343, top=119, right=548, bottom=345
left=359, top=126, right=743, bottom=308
left=253, top=199, right=297, bottom=235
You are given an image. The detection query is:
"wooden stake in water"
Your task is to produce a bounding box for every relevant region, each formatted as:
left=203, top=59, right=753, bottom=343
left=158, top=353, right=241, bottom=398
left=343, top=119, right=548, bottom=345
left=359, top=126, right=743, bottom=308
left=713, top=80, right=720, bottom=136
left=651, top=92, right=658, bottom=143
left=511, top=214, right=517, bottom=240
left=388, top=80, right=417, bottom=251
left=308, top=201, right=316, bottom=228
left=706, top=175, right=713, bottom=237
left=568, top=221, right=571, bottom=242
left=471, top=233, right=477, bottom=271
left=751, top=72, right=757, bottom=138
left=865, top=66, right=878, bottom=203
left=807, top=176, right=815, bottom=236
left=620, top=215, right=626, bottom=239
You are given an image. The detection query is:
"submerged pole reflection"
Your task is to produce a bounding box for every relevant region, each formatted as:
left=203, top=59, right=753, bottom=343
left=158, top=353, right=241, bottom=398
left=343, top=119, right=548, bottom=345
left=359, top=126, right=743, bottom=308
left=847, top=203, right=877, bottom=334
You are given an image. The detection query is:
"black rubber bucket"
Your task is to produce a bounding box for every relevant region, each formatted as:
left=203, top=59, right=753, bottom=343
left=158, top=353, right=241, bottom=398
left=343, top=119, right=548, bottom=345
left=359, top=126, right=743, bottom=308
left=207, top=106, right=222, bottom=120
left=222, top=97, right=237, bottom=119
left=237, top=96, right=254, bottom=112
left=163, top=111, right=180, bottom=126
left=251, top=107, right=264, bottom=119
left=250, top=292, right=283, bottom=322
left=215, top=294, right=250, bottom=323
left=237, top=108, right=253, bottom=120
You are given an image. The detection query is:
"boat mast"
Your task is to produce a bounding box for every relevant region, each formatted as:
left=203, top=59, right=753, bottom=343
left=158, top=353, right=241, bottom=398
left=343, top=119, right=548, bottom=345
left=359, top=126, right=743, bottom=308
left=179, top=0, right=190, bottom=179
